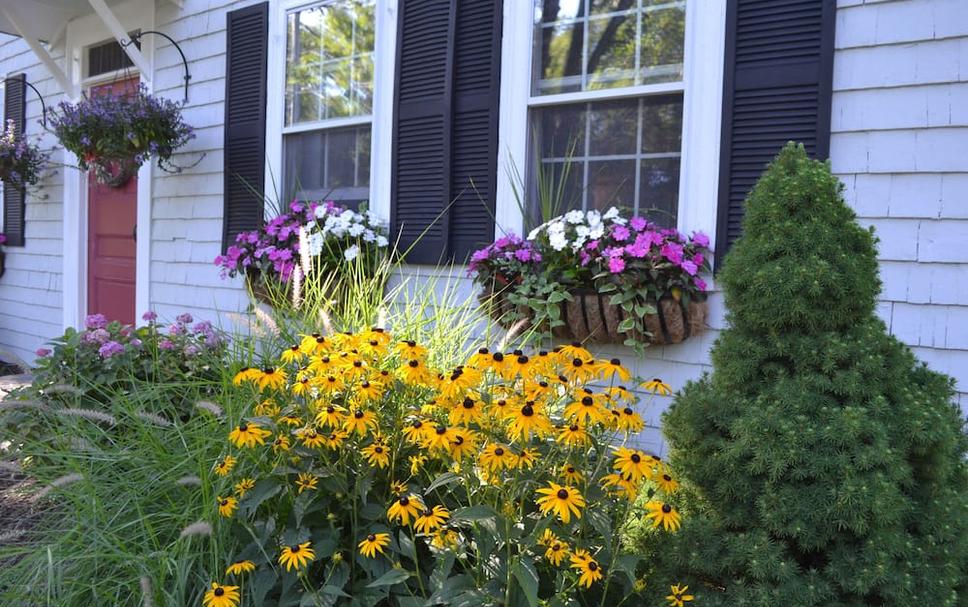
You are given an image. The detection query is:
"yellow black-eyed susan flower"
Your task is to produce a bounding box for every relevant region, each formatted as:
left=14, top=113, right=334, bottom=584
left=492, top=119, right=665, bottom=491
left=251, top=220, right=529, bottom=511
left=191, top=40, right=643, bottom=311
left=430, top=528, right=459, bottom=550
left=642, top=378, right=672, bottom=396
left=357, top=532, right=391, bottom=558
left=409, top=455, right=427, bottom=475
left=395, top=340, right=427, bottom=360
left=233, top=478, right=255, bottom=497
left=228, top=422, right=271, bottom=449
left=295, top=473, right=318, bottom=494
left=314, top=404, right=346, bottom=428
left=447, top=428, right=478, bottom=462
left=217, top=496, right=238, bottom=518
left=666, top=584, right=695, bottom=606
left=602, top=472, right=641, bottom=501
left=516, top=448, right=539, bottom=470
left=613, top=447, right=656, bottom=481
left=557, top=423, right=591, bottom=447
left=507, top=401, right=553, bottom=441
left=387, top=495, right=424, bottom=526
left=561, top=464, right=583, bottom=484
left=645, top=501, right=682, bottom=532
left=466, top=347, right=491, bottom=369
left=413, top=505, right=450, bottom=534
left=291, top=375, right=313, bottom=396
left=563, top=391, right=607, bottom=425
left=214, top=455, right=237, bottom=477
left=280, top=345, right=303, bottom=364
left=423, top=424, right=456, bottom=452
left=656, top=473, right=679, bottom=494
left=361, top=443, right=390, bottom=468
left=562, top=354, right=597, bottom=382
left=278, top=542, right=315, bottom=571
left=354, top=380, right=383, bottom=403
left=569, top=549, right=603, bottom=587
left=402, top=419, right=429, bottom=444
left=615, top=406, right=645, bottom=433
left=225, top=560, right=255, bottom=576
left=343, top=409, right=378, bottom=436
left=448, top=396, right=484, bottom=426
left=254, top=399, right=281, bottom=417
left=597, top=357, right=631, bottom=382
left=322, top=430, right=349, bottom=450
left=272, top=435, right=291, bottom=453
left=203, top=582, right=240, bottom=607
left=390, top=480, right=409, bottom=495
left=558, top=342, right=592, bottom=361
left=276, top=415, right=304, bottom=427
left=257, top=367, right=287, bottom=391
left=535, top=482, right=585, bottom=523
left=397, top=358, right=431, bottom=385
left=232, top=367, right=261, bottom=385
left=478, top=443, right=515, bottom=472
left=545, top=539, right=570, bottom=566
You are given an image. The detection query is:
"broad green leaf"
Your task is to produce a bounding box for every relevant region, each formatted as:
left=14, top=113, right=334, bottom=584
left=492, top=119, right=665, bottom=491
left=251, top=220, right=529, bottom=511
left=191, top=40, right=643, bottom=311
left=430, top=551, right=455, bottom=591
left=511, top=557, right=540, bottom=607
left=452, top=505, right=498, bottom=523
left=366, top=568, right=411, bottom=588
left=427, top=471, right=461, bottom=493
left=617, top=318, right=636, bottom=333
left=239, top=478, right=281, bottom=515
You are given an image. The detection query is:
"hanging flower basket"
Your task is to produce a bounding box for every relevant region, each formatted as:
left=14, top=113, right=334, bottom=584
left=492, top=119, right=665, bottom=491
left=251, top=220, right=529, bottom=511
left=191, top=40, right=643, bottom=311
left=0, top=118, right=50, bottom=192
left=470, top=208, right=712, bottom=352
left=48, top=84, right=195, bottom=187
left=482, top=285, right=707, bottom=346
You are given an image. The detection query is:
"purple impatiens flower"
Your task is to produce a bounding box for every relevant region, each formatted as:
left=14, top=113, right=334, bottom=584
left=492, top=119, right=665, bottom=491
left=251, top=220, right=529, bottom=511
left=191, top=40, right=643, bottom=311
left=98, top=340, right=125, bottom=359
left=85, top=313, right=108, bottom=330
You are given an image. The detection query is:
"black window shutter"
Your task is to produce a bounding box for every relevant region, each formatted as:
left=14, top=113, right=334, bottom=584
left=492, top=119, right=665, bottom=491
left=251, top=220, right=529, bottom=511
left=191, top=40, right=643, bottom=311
left=222, top=2, right=269, bottom=252
left=3, top=74, right=27, bottom=247
left=715, top=0, right=836, bottom=268
left=391, top=0, right=503, bottom=264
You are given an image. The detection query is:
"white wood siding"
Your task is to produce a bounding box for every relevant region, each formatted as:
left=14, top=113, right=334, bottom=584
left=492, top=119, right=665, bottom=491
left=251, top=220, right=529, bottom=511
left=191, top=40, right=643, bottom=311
left=831, top=0, right=968, bottom=414
left=0, top=34, right=65, bottom=364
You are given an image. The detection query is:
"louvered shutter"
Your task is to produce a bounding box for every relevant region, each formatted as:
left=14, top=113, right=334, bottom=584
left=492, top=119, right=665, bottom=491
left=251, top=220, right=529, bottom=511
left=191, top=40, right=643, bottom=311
left=391, top=0, right=502, bottom=264
left=3, top=74, right=26, bottom=247
left=715, top=0, right=836, bottom=267
left=221, top=2, right=269, bottom=252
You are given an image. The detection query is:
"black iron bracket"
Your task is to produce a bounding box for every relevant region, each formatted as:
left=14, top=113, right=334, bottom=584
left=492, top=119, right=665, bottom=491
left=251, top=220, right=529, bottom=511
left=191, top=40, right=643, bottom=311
left=121, top=30, right=192, bottom=102
left=5, top=78, right=48, bottom=128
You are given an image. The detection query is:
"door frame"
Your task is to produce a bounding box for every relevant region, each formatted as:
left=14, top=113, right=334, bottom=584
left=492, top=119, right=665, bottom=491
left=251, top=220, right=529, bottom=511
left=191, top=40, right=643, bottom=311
left=62, top=0, right=153, bottom=329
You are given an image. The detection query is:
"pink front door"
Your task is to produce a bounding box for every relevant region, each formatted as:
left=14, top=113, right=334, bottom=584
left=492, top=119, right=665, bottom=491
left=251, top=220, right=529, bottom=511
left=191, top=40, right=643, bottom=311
left=87, top=78, right=138, bottom=325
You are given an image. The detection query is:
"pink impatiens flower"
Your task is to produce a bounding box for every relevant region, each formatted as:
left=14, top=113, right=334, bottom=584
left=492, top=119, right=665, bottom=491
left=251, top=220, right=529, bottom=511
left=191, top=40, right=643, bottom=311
left=612, top=225, right=631, bottom=242
left=661, top=242, right=684, bottom=264
left=608, top=256, right=626, bottom=273
left=681, top=260, right=698, bottom=276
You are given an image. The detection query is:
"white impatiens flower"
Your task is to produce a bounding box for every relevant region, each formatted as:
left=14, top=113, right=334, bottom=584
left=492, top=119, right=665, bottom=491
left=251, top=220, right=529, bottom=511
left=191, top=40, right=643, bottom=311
left=586, top=209, right=602, bottom=226
left=527, top=225, right=543, bottom=241
left=589, top=224, right=605, bottom=240
left=376, top=235, right=388, bottom=247
left=348, top=222, right=365, bottom=237
left=602, top=206, right=620, bottom=220
left=564, top=209, right=585, bottom=224
left=344, top=244, right=361, bottom=261
left=549, top=231, right=568, bottom=251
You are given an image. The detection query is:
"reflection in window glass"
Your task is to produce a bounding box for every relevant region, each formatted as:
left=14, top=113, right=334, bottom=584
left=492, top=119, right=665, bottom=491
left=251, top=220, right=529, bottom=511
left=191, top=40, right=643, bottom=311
left=532, top=0, right=685, bottom=95
left=286, top=0, right=375, bottom=125
left=531, top=95, right=682, bottom=226
left=284, top=125, right=371, bottom=206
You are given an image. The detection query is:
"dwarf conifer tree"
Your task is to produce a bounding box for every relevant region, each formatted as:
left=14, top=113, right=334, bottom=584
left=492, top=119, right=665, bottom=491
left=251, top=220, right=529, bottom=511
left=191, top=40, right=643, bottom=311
left=655, top=143, right=968, bottom=606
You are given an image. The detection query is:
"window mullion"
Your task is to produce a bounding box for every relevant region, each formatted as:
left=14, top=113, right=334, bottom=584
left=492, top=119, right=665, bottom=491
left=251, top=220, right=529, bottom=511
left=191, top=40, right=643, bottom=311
left=583, top=100, right=592, bottom=211
left=634, top=97, right=643, bottom=214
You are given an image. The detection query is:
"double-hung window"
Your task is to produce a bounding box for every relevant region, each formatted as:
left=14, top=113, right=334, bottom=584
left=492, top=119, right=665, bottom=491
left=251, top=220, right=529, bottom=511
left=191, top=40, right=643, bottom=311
left=283, top=0, right=375, bottom=206
left=529, top=0, right=686, bottom=228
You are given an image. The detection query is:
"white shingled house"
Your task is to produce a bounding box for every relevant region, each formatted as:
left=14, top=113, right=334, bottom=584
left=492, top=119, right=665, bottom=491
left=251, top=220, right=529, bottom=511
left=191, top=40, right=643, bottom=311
left=0, top=0, right=966, bottom=451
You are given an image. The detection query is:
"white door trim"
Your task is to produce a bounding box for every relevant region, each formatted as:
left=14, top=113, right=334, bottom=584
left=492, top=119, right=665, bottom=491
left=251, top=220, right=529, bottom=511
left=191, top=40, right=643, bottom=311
left=62, top=0, right=153, bottom=329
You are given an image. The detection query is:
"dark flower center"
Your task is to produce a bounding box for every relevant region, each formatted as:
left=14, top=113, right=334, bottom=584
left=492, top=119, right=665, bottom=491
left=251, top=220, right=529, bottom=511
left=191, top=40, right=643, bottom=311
left=321, top=356, right=330, bottom=363
left=572, top=358, right=583, bottom=367
left=521, top=404, right=534, bottom=417
left=353, top=361, right=363, bottom=368
left=663, top=474, right=672, bottom=481
left=316, top=336, right=325, bottom=344
left=582, top=396, right=593, bottom=406
left=375, top=446, right=384, bottom=453
left=436, top=426, right=447, bottom=435
left=662, top=504, right=672, bottom=513
left=367, top=534, right=376, bottom=541
left=571, top=342, right=581, bottom=348
left=263, top=368, right=274, bottom=374
left=291, top=545, right=300, bottom=552
left=497, top=399, right=506, bottom=407
left=327, top=406, right=335, bottom=413
left=361, top=381, right=370, bottom=389
left=610, top=358, right=621, bottom=365
left=214, top=588, right=225, bottom=596
left=354, top=411, right=364, bottom=419
left=412, top=420, right=423, bottom=428
left=369, top=340, right=378, bottom=346
left=239, top=424, right=248, bottom=432
left=552, top=543, right=561, bottom=551
left=557, top=489, right=569, bottom=499
left=492, top=352, right=504, bottom=362
left=290, top=345, right=299, bottom=352
left=624, top=407, right=634, bottom=415
left=408, top=360, right=419, bottom=368
left=454, top=436, right=465, bottom=445
left=463, top=398, right=475, bottom=409
left=478, top=347, right=488, bottom=354
left=400, top=497, right=410, bottom=505
left=517, top=355, right=529, bottom=364
left=406, top=340, right=416, bottom=347
left=220, top=499, right=228, bottom=506
left=494, top=447, right=505, bottom=456
left=569, top=424, right=579, bottom=432
left=567, top=467, right=575, bottom=473
left=631, top=454, right=641, bottom=463
left=588, top=562, right=599, bottom=571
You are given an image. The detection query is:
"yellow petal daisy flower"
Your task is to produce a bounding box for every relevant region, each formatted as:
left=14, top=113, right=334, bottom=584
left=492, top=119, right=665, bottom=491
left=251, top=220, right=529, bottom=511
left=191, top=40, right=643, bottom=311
left=569, top=549, right=603, bottom=587
left=413, top=505, right=450, bottom=534
left=535, top=482, right=585, bottom=523
left=295, top=473, right=318, bottom=494
left=228, top=422, right=271, bottom=449
left=217, top=496, right=238, bottom=518
left=203, top=582, right=240, bottom=607
left=642, top=378, right=672, bottom=396
left=645, top=501, right=682, bottom=532
left=214, top=455, right=237, bottom=477
left=357, top=532, right=391, bottom=558
left=666, top=584, right=695, bottom=606
left=278, top=542, right=315, bottom=572
left=387, top=495, right=424, bottom=526
left=233, top=478, right=255, bottom=497
left=225, top=560, right=255, bottom=576
left=361, top=443, right=391, bottom=468
left=545, top=540, right=570, bottom=566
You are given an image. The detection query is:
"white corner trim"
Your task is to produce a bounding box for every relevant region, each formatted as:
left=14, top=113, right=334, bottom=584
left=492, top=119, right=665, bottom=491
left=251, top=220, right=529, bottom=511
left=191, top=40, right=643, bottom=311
left=495, top=0, right=531, bottom=237
left=677, top=0, right=727, bottom=243
left=1, top=5, right=76, bottom=97
left=264, top=1, right=286, bottom=212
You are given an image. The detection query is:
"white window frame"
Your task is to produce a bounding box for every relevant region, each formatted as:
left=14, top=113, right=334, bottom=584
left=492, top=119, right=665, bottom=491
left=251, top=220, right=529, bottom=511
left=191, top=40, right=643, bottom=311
left=496, top=0, right=726, bottom=252
left=265, top=0, right=397, bottom=223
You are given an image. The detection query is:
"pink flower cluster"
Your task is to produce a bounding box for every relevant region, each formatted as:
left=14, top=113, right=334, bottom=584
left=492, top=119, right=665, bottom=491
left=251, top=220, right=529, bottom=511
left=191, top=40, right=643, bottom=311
left=467, top=234, right=542, bottom=282
left=583, top=217, right=710, bottom=292
left=215, top=201, right=320, bottom=281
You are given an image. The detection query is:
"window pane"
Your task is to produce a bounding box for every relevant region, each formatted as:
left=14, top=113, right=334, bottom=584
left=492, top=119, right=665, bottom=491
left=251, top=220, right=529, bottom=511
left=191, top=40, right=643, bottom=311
left=284, top=125, right=371, bottom=206
left=286, top=0, right=375, bottom=126
left=530, top=94, right=683, bottom=219
left=587, top=13, right=637, bottom=90
left=531, top=0, right=685, bottom=95
left=640, top=7, right=686, bottom=84
left=639, top=157, right=679, bottom=227
left=533, top=21, right=584, bottom=95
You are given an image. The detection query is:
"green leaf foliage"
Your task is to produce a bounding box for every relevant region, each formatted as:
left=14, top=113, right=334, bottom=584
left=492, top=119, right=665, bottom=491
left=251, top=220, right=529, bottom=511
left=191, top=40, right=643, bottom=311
left=646, top=143, right=968, bottom=606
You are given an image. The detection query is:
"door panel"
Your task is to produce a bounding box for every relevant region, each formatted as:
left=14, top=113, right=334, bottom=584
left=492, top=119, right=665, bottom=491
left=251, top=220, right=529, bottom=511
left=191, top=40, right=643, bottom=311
left=87, top=77, right=139, bottom=325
